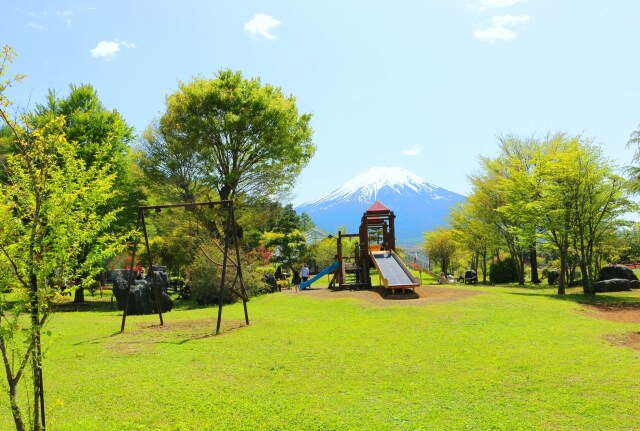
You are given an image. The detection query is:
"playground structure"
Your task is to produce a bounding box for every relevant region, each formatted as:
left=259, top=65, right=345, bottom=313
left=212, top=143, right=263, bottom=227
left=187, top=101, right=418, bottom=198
left=120, top=200, right=249, bottom=335
left=301, top=201, right=420, bottom=296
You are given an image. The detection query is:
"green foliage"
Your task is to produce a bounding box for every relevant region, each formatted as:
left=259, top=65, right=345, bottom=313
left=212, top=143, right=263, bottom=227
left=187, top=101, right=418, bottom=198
left=189, top=243, right=266, bottom=305
left=0, top=46, right=130, bottom=430
left=140, top=69, right=315, bottom=203
left=620, top=223, right=640, bottom=261
left=188, top=246, right=231, bottom=305
left=489, top=257, right=519, bottom=283
left=30, top=84, right=144, bottom=233
left=309, top=237, right=338, bottom=269
left=422, top=228, right=456, bottom=273
left=467, top=133, right=631, bottom=293
left=264, top=204, right=307, bottom=271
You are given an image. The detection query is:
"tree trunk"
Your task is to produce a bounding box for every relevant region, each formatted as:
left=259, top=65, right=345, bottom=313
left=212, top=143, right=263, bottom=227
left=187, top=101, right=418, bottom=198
left=557, top=250, right=566, bottom=295
left=529, top=246, right=540, bottom=284
left=10, top=383, right=26, bottom=431
left=580, top=261, right=593, bottom=294
left=30, top=273, right=42, bottom=431
left=73, top=285, right=85, bottom=303
left=517, top=255, right=525, bottom=285
left=482, top=246, right=488, bottom=284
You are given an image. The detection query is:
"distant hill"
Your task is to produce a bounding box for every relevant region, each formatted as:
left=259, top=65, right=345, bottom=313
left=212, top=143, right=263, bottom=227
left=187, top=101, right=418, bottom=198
left=295, top=167, right=466, bottom=245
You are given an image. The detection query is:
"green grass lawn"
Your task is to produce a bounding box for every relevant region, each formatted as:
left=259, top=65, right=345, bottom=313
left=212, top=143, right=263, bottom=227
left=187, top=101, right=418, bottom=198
left=1, top=284, right=639, bottom=430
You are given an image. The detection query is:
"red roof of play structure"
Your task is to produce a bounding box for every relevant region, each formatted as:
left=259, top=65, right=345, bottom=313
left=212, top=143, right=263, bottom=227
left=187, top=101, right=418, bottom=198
left=366, top=201, right=390, bottom=214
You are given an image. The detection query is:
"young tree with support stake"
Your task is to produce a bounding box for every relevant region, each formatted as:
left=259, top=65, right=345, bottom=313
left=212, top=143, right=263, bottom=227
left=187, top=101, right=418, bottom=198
left=0, top=46, right=127, bottom=431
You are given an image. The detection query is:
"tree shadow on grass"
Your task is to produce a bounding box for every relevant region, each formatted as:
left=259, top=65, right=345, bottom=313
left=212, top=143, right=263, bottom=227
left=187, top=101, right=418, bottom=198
left=509, top=290, right=640, bottom=312
left=52, top=300, right=119, bottom=313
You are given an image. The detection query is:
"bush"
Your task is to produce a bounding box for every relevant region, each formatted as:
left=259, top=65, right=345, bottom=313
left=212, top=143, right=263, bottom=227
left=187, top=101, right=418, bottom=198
left=489, top=257, right=519, bottom=284
left=189, top=246, right=236, bottom=305
left=190, top=247, right=276, bottom=304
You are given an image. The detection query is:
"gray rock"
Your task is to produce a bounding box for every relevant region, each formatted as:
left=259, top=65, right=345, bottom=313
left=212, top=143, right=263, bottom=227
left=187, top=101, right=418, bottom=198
left=592, top=278, right=631, bottom=293
left=113, top=273, right=173, bottom=315
left=598, top=265, right=638, bottom=281
left=547, top=270, right=559, bottom=285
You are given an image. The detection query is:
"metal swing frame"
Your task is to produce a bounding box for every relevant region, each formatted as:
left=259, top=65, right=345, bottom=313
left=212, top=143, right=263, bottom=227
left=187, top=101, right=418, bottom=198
left=119, top=200, right=250, bottom=335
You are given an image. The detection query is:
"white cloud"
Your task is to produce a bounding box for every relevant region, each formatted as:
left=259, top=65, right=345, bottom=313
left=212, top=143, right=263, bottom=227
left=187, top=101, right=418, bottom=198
left=244, top=13, right=281, bottom=40
left=474, top=14, right=530, bottom=42
left=25, top=22, right=44, bottom=32
left=475, top=0, right=527, bottom=11
left=474, top=26, right=517, bottom=41
left=492, top=14, right=530, bottom=27
left=90, top=39, right=136, bottom=61
left=401, top=147, right=422, bottom=156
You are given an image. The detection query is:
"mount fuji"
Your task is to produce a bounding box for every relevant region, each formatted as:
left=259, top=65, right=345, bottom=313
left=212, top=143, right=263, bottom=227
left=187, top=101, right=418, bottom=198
left=295, top=167, right=466, bottom=245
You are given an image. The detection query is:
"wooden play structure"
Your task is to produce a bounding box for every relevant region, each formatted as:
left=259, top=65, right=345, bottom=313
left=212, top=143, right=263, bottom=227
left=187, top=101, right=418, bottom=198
left=329, top=201, right=420, bottom=296
left=120, top=200, right=249, bottom=335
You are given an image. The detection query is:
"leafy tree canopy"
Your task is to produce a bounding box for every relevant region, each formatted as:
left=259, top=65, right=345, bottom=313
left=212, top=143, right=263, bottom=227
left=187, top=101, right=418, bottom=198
left=140, top=69, right=315, bottom=203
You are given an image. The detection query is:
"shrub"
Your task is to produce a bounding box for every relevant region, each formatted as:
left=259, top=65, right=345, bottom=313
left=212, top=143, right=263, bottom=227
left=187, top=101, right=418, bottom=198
left=489, top=257, right=519, bottom=284
left=189, top=246, right=235, bottom=305
left=190, top=247, right=275, bottom=304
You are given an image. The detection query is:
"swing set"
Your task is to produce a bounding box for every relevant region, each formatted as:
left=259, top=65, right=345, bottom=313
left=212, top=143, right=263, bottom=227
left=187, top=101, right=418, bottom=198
left=119, top=200, right=249, bottom=335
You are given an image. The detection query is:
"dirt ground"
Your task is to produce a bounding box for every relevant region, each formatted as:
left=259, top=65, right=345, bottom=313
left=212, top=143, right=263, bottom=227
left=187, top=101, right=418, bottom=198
left=581, top=301, right=640, bottom=351
left=288, top=284, right=482, bottom=306
left=582, top=302, right=640, bottom=324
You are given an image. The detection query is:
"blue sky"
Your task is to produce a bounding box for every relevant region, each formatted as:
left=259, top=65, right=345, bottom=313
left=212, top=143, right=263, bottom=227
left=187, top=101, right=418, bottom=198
left=3, top=1, right=640, bottom=206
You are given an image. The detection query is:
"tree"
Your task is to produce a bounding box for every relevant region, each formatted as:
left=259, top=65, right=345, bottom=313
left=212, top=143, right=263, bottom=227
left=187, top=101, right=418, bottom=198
left=0, top=46, right=127, bottom=431
left=423, top=228, right=457, bottom=274
left=449, top=202, right=502, bottom=283
left=625, top=123, right=640, bottom=193
left=620, top=223, right=640, bottom=262
left=468, top=137, right=538, bottom=286
left=535, top=135, right=580, bottom=294
left=568, top=141, right=630, bottom=293
left=26, top=84, right=144, bottom=302
left=264, top=204, right=307, bottom=272
left=140, top=69, right=315, bottom=203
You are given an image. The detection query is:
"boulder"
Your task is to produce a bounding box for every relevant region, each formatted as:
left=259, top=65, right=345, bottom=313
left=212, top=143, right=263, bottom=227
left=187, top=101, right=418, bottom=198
left=547, top=270, right=559, bottom=286
left=112, top=274, right=173, bottom=315
left=598, top=265, right=638, bottom=281
left=591, top=278, right=631, bottom=293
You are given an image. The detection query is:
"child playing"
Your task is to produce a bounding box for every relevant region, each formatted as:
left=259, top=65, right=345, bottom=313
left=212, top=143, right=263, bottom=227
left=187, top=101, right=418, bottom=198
left=292, top=270, right=301, bottom=293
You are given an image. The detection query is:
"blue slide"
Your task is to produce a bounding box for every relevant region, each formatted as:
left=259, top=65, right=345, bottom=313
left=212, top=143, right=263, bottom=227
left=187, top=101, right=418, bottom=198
left=300, top=261, right=339, bottom=290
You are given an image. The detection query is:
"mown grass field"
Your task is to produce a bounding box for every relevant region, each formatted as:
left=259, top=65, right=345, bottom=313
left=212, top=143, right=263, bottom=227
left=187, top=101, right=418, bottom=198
left=1, top=283, right=639, bottom=430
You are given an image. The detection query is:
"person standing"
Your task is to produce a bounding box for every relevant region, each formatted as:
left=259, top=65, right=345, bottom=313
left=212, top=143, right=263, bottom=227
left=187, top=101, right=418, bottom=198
left=292, top=270, right=301, bottom=293
left=300, top=263, right=310, bottom=282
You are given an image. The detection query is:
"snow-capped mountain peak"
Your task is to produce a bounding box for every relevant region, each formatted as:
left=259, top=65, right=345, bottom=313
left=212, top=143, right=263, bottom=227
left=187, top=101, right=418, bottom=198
left=309, top=166, right=442, bottom=206
left=295, top=166, right=466, bottom=245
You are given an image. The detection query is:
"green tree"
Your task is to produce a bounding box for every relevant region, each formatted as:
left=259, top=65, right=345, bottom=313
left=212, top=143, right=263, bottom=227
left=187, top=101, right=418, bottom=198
left=468, top=137, right=537, bottom=286
left=449, top=202, right=502, bottom=283
left=299, top=212, right=316, bottom=231
left=0, top=46, right=128, bottom=431
left=567, top=141, right=629, bottom=293
left=264, top=204, right=307, bottom=272
left=423, top=228, right=457, bottom=275
left=625, top=123, right=640, bottom=193
left=140, top=69, right=315, bottom=203
left=25, top=84, right=144, bottom=302
left=621, top=223, right=640, bottom=262
left=535, top=135, right=579, bottom=294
